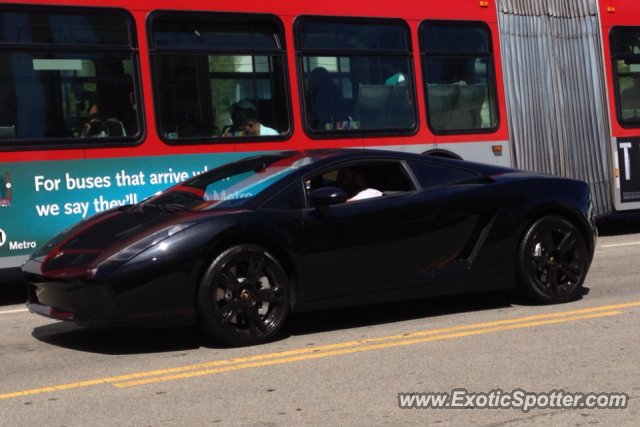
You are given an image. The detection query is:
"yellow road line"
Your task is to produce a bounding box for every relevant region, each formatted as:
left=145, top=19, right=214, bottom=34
left=111, top=311, right=622, bottom=387
left=2, top=300, right=639, bottom=399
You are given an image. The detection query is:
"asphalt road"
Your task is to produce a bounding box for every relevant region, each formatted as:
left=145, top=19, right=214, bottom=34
left=1, top=217, right=640, bottom=426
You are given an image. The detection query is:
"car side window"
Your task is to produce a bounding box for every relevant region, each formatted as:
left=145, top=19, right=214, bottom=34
left=306, top=161, right=413, bottom=202
left=407, top=160, right=479, bottom=189
left=262, top=182, right=305, bottom=210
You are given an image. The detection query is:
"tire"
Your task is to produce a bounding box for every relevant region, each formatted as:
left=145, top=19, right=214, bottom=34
left=197, top=244, right=290, bottom=346
left=516, top=215, right=589, bottom=304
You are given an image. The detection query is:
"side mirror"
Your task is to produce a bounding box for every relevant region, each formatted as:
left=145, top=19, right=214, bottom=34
left=308, top=187, right=348, bottom=207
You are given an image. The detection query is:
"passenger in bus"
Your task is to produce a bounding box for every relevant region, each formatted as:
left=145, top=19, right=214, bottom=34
left=441, top=58, right=472, bottom=85
left=336, top=166, right=382, bottom=202
left=236, top=108, right=279, bottom=136
left=385, top=72, right=406, bottom=85
left=384, top=62, right=407, bottom=86
left=84, top=104, right=125, bottom=137
left=308, top=67, right=345, bottom=129
left=222, top=100, right=258, bottom=136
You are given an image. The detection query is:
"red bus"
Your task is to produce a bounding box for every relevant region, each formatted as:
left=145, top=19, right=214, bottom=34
left=602, top=1, right=640, bottom=212
left=0, top=0, right=638, bottom=277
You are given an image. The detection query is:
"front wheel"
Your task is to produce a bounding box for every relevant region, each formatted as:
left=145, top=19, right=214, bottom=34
left=516, top=215, right=589, bottom=304
left=197, top=244, right=290, bottom=346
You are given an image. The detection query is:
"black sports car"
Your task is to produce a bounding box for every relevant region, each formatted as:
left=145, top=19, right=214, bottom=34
left=23, top=149, right=597, bottom=346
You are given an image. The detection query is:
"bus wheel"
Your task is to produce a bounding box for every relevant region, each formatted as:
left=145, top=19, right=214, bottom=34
left=516, top=216, right=588, bottom=304
left=197, top=244, right=290, bottom=346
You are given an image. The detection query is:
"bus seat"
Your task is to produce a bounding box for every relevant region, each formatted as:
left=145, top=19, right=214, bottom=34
left=449, top=84, right=486, bottom=129
left=385, top=85, right=413, bottom=128
left=0, top=126, right=15, bottom=139
left=353, top=85, right=392, bottom=129
left=426, top=84, right=457, bottom=130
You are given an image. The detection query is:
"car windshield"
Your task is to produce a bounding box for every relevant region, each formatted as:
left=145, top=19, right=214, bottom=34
left=145, top=154, right=316, bottom=210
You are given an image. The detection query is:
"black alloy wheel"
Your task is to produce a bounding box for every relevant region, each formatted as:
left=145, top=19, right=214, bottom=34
left=516, top=215, right=589, bottom=304
left=197, top=244, right=290, bottom=346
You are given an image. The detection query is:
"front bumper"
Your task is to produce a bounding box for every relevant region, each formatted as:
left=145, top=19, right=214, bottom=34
left=25, top=278, right=123, bottom=327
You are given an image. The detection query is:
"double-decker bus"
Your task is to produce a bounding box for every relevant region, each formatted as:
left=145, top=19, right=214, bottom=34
left=0, top=0, right=638, bottom=278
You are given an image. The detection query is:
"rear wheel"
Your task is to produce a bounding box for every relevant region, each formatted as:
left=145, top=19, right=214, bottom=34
left=197, top=244, right=290, bottom=346
left=516, top=216, right=588, bottom=304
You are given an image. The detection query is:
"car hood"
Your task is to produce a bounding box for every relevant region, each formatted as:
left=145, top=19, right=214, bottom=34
left=25, top=206, right=229, bottom=277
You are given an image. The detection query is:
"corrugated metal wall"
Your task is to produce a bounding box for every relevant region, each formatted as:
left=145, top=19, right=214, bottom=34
left=497, top=0, right=613, bottom=215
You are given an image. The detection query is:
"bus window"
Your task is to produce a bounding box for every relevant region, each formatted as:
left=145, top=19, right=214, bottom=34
left=420, top=21, right=498, bottom=134
left=150, top=13, right=290, bottom=141
left=611, top=27, right=640, bottom=127
left=0, top=6, right=140, bottom=145
left=296, top=18, right=417, bottom=134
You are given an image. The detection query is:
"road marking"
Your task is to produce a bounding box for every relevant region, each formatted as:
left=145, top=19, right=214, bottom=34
left=0, top=308, right=28, bottom=315
left=601, top=241, right=640, bottom=248
left=4, top=301, right=640, bottom=399
left=112, top=311, right=622, bottom=388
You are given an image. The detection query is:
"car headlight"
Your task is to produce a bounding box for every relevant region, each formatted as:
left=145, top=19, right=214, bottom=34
left=99, top=222, right=198, bottom=264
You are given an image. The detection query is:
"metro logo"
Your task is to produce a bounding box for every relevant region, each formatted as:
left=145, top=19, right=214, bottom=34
left=9, top=241, right=37, bottom=250
left=0, top=229, right=6, bottom=246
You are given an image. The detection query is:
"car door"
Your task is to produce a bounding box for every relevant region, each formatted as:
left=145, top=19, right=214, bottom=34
left=405, top=160, right=506, bottom=277
left=300, top=160, right=455, bottom=300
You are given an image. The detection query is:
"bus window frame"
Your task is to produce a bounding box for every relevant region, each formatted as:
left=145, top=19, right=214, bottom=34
left=146, top=10, right=293, bottom=145
left=419, top=19, right=500, bottom=136
left=610, top=26, right=640, bottom=129
left=0, top=4, right=144, bottom=152
left=293, top=15, right=419, bottom=139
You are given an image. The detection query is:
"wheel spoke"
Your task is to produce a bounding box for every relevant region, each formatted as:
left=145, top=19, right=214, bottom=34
left=559, top=263, right=581, bottom=283
left=246, top=256, right=265, bottom=286
left=257, top=286, right=285, bottom=304
left=540, top=229, right=555, bottom=253
left=216, top=268, right=241, bottom=292
left=557, top=232, right=577, bottom=255
left=218, top=300, right=238, bottom=326
left=546, top=266, right=559, bottom=295
left=246, top=303, right=262, bottom=337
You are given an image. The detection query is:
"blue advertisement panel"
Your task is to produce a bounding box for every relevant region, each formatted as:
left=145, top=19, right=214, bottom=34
left=0, top=152, right=258, bottom=265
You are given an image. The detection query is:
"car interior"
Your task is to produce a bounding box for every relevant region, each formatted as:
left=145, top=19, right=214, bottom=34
left=306, top=161, right=415, bottom=201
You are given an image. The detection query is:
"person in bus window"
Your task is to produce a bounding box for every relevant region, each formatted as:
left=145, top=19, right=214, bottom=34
left=384, top=61, right=407, bottom=86
left=237, top=108, right=279, bottom=136
left=84, top=104, right=124, bottom=137
left=223, top=100, right=258, bottom=136
left=385, top=72, right=406, bottom=85
left=308, top=67, right=345, bottom=129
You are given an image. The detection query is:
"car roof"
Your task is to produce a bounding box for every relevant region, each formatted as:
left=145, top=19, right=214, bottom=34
left=271, top=148, right=520, bottom=177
